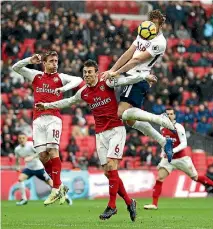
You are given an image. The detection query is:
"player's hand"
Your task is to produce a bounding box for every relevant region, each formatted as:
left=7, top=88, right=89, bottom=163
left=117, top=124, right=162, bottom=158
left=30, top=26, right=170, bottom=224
left=35, top=102, right=46, bottom=111
left=145, top=74, right=158, bottom=84
left=24, top=156, right=34, bottom=162
left=100, top=70, right=112, bottom=81
left=30, top=54, right=42, bottom=64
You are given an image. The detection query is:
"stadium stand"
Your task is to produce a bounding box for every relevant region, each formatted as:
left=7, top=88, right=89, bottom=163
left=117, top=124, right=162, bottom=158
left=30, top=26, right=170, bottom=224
left=1, top=1, right=213, bottom=171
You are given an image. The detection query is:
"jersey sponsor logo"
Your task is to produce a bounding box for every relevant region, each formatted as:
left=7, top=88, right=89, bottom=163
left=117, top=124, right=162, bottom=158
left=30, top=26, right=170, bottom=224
left=36, top=83, right=60, bottom=96
left=100, top=85, right=105, bottom=91
left=90, top=97, right=111, bottom=110
left=137, top=41, right=146, bottom=52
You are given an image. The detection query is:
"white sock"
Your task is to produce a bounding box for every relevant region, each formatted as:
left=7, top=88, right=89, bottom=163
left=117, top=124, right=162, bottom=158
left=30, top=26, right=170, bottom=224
left=122, top=108, right=163, bottom=126
left=19, top=181, right=27, bottom=200
left=132, top=121, right=166, bottom=147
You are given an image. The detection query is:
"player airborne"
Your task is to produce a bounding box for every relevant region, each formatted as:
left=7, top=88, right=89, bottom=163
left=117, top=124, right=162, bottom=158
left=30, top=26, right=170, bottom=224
left=35, top=59, right=157, bottom=221
left=15, top=132, right=72, bottom=206
left=12, top=51, right=82, bottom=205
left=144, top=108, right=213, bottom=210
left=102, top=10, right=174, bottom=161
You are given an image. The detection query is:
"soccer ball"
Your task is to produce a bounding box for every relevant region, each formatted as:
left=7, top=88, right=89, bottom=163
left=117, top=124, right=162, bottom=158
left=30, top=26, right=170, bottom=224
left=138, top=21, right=157, bottom=40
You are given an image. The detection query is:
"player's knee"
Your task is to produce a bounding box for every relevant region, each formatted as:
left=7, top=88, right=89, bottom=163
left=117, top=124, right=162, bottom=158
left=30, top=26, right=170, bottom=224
left=126, top=120, right=135, bottom=127
left=39, top=153, right=50, bottom=164
left=48, top=147, right=59, bottom=158
left=18, top=174, right=25, bottom=182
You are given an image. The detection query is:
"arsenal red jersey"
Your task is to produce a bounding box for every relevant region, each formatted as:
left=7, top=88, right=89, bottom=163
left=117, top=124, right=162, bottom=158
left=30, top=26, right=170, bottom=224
left=79, top=80, right=123, bottom=133
left=32, top=72, right=63, bottom=120
left=161, top=122, right=187, bottom=159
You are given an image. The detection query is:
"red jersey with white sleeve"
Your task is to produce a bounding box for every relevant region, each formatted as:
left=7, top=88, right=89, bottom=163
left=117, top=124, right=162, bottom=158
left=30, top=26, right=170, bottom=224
left=80, top=80, right=123, bottom=133
left=161, top=122, right=187, bottom=159
left=43, top=71, right=151, bottom=133
left=12, top=57, right=83, bottom=120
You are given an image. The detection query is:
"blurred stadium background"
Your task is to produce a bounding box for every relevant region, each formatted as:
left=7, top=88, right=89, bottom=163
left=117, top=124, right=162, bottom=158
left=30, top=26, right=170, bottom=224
left=1, top=0, right=213, bottom=203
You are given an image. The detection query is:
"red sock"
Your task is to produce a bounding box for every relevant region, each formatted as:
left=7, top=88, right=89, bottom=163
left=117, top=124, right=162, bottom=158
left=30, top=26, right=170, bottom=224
left=118, top=177, right=132, bottom=206
left=44, top=160, right=52, bottom=179
left=152, top=180, right=163, bottom=206
left=108, top=170, right=119, bottom=209
left=197, top=175, right=213, bottom=186
left=51, top=157, right=62, bottom=189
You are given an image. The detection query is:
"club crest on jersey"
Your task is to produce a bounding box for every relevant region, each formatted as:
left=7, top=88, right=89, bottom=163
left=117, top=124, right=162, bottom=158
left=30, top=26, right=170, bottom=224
left=100, top=85, right=105, bottom=91
left=145, top=42, right=151, bottom=48
left=53, top=77, right=59, bottom=83
left=152, top=45, right=159, bottom=52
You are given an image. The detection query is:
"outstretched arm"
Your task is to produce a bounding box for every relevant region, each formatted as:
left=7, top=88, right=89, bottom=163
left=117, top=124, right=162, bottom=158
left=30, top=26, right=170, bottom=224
left=35, top=90, right=83, bottom=110
left=56, top=73, right=83, bottom=93
left=12, top=55, right=43, bottom=82
left=115, top=51, right=152, bottom=74
left=110, top=43, right=136, bottom=72
left=106, top=72, right=157, bottom=88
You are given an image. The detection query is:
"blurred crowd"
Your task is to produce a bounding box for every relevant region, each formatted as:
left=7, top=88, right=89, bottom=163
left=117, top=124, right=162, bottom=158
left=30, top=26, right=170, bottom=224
left=1, top=1, right=213, bottom=169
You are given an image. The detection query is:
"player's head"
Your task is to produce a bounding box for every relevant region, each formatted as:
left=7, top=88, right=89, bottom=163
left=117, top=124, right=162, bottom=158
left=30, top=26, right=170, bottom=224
left=165, top=107, right=176, bottom=122
left=148, top=10, right=166, bottom=33
left=17, top=132, right=28, bottom=146
left=43, top=51, right=58, bottom=74
left=83, top=59, right=99, bottom=86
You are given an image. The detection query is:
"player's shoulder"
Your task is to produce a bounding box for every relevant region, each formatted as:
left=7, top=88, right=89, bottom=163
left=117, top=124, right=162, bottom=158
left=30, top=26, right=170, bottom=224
left=26, top=141, right=34, bottom=147
left=14, top=144, right=21, bottom=152
left=175, top=122, right=185, bottom=132
left=152, top=33, right=167, bottom=45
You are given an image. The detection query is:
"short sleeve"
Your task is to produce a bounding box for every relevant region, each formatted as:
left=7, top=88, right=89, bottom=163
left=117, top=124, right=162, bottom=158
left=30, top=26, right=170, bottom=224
left=146, top=40, right=166, bottom=57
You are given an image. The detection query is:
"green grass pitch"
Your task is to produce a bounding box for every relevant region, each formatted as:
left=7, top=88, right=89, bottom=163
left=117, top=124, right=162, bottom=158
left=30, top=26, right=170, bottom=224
left=2, top=198, right=213, bottom=229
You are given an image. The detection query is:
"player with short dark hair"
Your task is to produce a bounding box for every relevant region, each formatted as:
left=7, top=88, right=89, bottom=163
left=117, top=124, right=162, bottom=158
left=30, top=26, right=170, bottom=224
left=36, top=59, right=157, bottom=221
left=12, top=51, right=83, bottom=205
left=144, top=108, right=213, bottom=210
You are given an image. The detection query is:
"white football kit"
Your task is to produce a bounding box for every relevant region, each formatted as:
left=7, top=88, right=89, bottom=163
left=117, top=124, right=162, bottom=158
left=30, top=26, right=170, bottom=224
left=14, top=141, right=44, bottom=170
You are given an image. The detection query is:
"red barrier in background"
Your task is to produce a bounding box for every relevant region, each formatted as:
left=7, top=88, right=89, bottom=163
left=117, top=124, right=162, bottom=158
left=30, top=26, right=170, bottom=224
left=0, top=170, right=207, bottom=200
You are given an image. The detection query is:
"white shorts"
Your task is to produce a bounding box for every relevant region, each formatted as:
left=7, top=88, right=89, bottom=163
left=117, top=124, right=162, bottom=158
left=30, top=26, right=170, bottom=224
left=33, top=115, right=62, bottom=154
left=96, top=126, right=126, bottom=165
left=158, top=156, right=198, bottom=178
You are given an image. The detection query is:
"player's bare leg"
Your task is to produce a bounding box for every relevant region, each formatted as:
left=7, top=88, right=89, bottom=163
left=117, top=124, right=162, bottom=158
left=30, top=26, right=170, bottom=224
left=118, top=102, right=173, bottom=159
left=16, top=173, right=28, bottom=206
left=144, top=167, right=169, bottom=210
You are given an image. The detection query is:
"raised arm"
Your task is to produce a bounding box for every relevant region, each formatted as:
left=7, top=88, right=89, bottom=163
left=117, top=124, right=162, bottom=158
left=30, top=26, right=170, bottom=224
left=106, top=72, right=157, bottom=88
left=56, top=73, right=83, bottom=93
left=110, top=43, right=136, bottom=72
left=12, top=55, right=43, bottom=82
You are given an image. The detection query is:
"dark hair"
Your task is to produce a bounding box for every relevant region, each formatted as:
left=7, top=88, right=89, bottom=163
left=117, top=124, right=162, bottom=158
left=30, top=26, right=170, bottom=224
left=18, top=132, right=26, bottom=136
left=43, top=51, right=58, bottom=62
left=148, top=10, right=166, bottom=26
left=166, top=107, right=175, bottom=112
left=83, top=59, right=98, bottom=72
